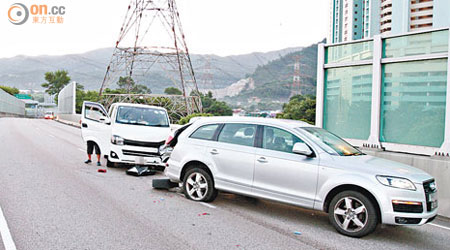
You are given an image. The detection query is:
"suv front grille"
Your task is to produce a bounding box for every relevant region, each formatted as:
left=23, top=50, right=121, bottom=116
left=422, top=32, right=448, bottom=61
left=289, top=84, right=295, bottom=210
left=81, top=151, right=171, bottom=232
left=122, top=150, right=160, bottom=157
left=123, top=139, right=165, bottom=148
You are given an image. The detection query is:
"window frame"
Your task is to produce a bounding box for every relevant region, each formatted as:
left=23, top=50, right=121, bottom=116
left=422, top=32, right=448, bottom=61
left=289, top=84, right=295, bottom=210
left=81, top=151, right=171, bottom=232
left=189, top=123, right=223, bottom=141
left=216, top=123, right=258, bottom=147
left=258, top=125, right=306, bottom=154
left=115, top=106, right=170, bottom=127
left=84, top=103, right=108, bottom=123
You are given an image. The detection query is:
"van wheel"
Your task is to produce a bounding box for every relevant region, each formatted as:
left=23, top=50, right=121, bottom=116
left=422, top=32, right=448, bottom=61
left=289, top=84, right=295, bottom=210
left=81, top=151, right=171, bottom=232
left=328, top=190, right=378, bottom=238
left=183, top=168, right=217, bottom=202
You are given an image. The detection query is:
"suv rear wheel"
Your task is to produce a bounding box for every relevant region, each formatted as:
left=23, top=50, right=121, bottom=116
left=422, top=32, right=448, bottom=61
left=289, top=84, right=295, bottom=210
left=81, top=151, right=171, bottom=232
left=328, top=190, right=378, bottom=237
left=183, top=167, right=218, bottom=202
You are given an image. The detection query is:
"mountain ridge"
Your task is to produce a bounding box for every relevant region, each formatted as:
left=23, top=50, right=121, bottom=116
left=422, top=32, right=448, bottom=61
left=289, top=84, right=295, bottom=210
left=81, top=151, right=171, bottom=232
left=0, top=46, right=303, bottom=93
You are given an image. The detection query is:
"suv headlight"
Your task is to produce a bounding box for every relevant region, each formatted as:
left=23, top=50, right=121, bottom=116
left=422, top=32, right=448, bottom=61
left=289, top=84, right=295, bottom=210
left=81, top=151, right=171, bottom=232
left=111, top=135, right=124, bottom=145
left=376, top=175, right=416, bottom=191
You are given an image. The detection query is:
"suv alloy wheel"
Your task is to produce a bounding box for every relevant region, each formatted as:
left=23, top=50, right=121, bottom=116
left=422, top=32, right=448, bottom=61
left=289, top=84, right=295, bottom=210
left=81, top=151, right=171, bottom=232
left=183, top=167, right=218, bottom=202
left=329, top=190, right=378, bottom=237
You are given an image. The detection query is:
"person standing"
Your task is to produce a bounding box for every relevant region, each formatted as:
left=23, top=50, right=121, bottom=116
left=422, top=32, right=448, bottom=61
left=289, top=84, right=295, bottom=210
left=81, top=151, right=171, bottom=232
left=85, top=141, right=101, bottom=166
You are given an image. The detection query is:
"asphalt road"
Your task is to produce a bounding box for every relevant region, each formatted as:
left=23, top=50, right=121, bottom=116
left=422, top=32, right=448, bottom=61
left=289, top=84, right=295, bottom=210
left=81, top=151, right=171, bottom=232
left=0, top=117, right=449, bottom=250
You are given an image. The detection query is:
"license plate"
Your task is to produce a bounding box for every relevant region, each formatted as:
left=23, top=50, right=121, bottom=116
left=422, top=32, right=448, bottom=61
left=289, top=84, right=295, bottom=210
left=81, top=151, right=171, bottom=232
left=428, top=192, right=438, bottom=209
left=135, top=156, right=145, bottom=164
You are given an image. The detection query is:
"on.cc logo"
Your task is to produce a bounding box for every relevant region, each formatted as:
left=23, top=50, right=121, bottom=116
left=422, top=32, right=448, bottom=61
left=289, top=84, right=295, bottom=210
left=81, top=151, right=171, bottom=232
left=8, top=3, right=29, bottom=25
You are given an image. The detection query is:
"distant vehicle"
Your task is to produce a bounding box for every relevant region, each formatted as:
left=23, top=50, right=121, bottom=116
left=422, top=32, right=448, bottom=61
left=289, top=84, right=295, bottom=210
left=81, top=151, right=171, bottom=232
left=44, top=111, right=55, bottom=120
left=81, top=102, right=171, bottom=169
left=165, top=117, right=438, bottom=237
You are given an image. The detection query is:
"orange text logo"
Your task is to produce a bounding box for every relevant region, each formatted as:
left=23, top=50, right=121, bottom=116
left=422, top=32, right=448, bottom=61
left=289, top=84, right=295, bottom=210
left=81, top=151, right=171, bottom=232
left=7, top=3, right=66, bottom=25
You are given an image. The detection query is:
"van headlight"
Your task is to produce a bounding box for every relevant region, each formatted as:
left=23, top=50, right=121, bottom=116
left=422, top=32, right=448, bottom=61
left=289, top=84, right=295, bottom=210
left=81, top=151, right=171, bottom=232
left=111, top=135, right=124, bottom=145
left=376, top=175, right=416, bottom=191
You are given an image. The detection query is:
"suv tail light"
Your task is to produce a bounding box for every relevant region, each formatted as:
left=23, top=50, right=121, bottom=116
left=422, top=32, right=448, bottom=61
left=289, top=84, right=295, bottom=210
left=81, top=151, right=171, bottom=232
left=165, top=134, right=174, bottom=145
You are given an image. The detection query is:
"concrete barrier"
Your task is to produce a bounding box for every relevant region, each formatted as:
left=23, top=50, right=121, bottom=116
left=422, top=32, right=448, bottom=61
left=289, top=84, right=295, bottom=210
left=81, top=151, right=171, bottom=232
left=0, top=112, right=25, bottom=118
left=364, top=149, right=450, bottom=218
left=57, top=114, right=81, bottom=123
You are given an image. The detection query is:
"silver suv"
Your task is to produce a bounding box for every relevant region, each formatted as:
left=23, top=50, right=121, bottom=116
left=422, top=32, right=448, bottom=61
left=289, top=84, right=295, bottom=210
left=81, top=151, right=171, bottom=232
left=165, top=117, right=438, bottom=237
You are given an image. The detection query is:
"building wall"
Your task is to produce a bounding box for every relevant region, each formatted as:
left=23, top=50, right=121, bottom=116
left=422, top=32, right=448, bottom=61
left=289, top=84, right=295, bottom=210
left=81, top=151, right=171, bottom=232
left=380, top=0, right=393, bottom=34
left=330, top=0, right=375, bottom=43
left=409, top=0, right=434, bottom=32
left=330, top=0, right=450, bottom=44
left=369, top=0, right=381, bottom=37
left=433, top=0, right=450, bottom=28
left=390, top=0, right=409, bottom=34
left=353, top=0, right=364, bottom=40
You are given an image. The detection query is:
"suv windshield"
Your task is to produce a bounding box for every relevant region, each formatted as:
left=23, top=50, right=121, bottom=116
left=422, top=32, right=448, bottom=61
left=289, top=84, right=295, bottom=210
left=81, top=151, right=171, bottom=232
left=116, top=106, right=169, bottom=127
left=299, top=127, right=363, bottom=156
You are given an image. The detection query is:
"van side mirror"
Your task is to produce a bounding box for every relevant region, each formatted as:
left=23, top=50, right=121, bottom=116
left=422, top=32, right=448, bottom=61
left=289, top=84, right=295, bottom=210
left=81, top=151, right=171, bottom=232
left=292, top=142, right=313, bottom=157
left=99, top=116, right=111, bottom=125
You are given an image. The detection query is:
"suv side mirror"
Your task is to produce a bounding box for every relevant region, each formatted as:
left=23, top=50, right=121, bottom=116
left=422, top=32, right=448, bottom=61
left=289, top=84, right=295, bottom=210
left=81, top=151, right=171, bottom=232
left=99, top=116, right=111, bottom=125
left=293, top=142, right=313, bottom=157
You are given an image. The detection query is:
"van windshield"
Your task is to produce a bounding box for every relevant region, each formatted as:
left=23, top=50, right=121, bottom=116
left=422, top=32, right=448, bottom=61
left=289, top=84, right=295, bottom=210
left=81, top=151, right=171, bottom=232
left=116, top=106, right=169, bottom=127
left=299, top=127, right=363, bottom=156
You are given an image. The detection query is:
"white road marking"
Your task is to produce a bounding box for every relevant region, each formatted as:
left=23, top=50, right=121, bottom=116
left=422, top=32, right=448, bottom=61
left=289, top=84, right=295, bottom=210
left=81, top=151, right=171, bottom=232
left=429, top=223, right=450, bottom=231
left=200, top=202, right=216, bottom=209
left=78, top=148, right=85, bottom=152
left=0, top=205, right=17, bottom=250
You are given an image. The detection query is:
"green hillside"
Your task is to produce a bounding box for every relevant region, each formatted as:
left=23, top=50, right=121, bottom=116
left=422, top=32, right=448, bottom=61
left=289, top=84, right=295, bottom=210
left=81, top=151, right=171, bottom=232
left=224, top=39, right=324, bottom=110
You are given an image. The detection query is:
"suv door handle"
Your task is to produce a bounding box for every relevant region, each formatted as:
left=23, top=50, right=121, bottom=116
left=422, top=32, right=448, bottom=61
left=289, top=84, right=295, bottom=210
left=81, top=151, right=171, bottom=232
left=257, top=157, right=268, bottom=163
left=209, top=149, right=219, bottom=155
left=82, top=123, right=88, bottom=128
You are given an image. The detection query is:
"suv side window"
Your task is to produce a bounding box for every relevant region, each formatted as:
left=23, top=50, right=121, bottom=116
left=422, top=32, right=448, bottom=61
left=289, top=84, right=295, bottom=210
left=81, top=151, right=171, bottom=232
left=218, top=123, right=257, bottom=147
left=190, top=124, right=220, bottom=140
left=263, top=126, right=303, bottom=153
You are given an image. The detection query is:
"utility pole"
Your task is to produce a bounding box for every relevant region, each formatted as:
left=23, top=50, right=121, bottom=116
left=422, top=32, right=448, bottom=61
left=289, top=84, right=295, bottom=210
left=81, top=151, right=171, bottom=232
left=99, top=0, right=201, bottom=114
left=291, top=55, right=302, bottom=97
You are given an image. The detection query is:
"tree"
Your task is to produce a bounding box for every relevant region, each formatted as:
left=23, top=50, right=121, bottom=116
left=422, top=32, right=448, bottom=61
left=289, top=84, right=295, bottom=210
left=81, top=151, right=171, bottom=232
left=164, top=87, right=182, bottom=95
left=178, top=113, right=212, bottom=125
left=75, top=84, right=101, bottom=113
left=117, top=76, right=151, bottom=94
left=117, top=76, right=135, bottom=91
left=41, top=70, right=71, bottom=96
left=0, top=85, right=19, bottom=96
left=190, top=91, right=232, bottom=116
left=133, top=84, right=151, bottom=94
left=204, top=101, right=233, bottom=116
left=277, top=95, right=316, bottom=124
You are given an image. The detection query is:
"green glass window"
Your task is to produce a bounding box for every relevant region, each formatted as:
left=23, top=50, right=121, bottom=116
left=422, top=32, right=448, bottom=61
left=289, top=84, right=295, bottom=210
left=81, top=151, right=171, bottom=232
left=383, top=30, right=449, bottom=58
left=326, top=40, right=373, bottom=64
left=381, top=59, right=447, bottom=147
left=324, top=65, right=372, bottom=140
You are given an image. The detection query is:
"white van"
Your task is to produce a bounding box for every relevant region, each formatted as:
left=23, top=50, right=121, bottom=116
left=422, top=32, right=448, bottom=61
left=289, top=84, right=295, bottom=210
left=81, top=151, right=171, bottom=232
left=81, top=101, right=171, bottom=168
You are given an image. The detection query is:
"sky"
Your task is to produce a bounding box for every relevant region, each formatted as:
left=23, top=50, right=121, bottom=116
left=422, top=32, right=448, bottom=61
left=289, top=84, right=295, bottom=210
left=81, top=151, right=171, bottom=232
left=0, top=0, right=329, bottom=58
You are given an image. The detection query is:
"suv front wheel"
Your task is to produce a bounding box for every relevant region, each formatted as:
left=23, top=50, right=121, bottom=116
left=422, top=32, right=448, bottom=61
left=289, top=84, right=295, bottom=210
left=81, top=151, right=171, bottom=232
left=183, top=167, right=218, bottom=202
left=329, top=190, right=378, bottom=237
